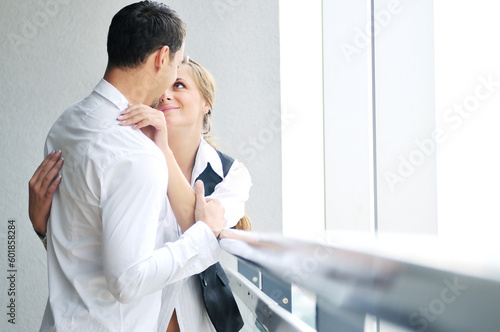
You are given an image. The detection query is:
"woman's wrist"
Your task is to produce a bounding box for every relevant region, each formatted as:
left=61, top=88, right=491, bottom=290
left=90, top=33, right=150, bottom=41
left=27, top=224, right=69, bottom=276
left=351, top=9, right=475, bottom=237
left=216, top=229, right=227, bottom=241
left=33, top=226, right=47, bottom=247
left=34, top=228, right=46, bottom=238
left=32, top=221, right=47, bottom=238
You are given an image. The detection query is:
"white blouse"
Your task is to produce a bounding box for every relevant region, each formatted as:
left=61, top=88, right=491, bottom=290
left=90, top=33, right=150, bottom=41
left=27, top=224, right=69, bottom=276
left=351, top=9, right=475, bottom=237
left=157, top=138, right=252, bottom=332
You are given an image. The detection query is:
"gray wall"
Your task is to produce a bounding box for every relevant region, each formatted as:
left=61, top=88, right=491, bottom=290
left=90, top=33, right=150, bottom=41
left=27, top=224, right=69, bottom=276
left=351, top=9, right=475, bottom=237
left=0, top=0, right=280, bottom=330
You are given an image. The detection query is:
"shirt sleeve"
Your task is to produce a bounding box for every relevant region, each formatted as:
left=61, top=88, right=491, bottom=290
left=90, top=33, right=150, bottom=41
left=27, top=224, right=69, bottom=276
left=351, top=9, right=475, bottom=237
left=209, top=160, right=252, bottom=228
left=100, top=152, right=220, bottom=303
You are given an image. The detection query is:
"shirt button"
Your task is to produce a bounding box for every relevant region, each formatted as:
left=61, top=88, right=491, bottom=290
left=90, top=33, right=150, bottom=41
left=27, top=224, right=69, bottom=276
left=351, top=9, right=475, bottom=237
left=203, top=279, right=208, bottom=287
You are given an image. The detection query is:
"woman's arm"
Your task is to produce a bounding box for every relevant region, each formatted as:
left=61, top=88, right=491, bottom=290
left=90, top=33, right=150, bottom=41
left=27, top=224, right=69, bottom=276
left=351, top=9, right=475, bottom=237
left=162, top=148, right=196, bottom=231
left=28, top=150, right=64, bottom=236
left=119, top=105, right=196, bottom=232
left=119, top=105, right=252, bottom=231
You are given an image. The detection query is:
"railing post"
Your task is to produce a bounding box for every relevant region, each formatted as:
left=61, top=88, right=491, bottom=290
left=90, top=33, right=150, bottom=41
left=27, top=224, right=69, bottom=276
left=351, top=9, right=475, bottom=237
left=238, top=260, right=260, bottom=287
left=262, top=273, right=292, bottom=312
left=238, top=260, right=292, bottom=312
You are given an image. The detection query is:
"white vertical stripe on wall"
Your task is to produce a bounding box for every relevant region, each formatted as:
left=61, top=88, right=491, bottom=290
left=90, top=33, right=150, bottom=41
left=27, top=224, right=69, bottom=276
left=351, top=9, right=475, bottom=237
left=323, top=0, right=374, bottom=232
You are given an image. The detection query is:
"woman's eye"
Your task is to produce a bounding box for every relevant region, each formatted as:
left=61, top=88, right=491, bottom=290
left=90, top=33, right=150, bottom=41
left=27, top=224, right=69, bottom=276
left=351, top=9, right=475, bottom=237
left=174, top=82, right=185, bottom=89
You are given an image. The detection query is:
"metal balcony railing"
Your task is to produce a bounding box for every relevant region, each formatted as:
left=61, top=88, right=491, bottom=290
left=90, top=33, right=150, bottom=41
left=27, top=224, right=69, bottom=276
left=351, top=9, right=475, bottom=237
left=221, top=230, right=500, bottom=332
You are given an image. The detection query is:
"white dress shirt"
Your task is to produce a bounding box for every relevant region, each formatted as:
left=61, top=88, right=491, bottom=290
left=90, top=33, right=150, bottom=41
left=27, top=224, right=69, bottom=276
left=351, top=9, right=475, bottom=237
left=156, top=138, right=252, bottom=332
left=40, top=79, right=220, bottom=332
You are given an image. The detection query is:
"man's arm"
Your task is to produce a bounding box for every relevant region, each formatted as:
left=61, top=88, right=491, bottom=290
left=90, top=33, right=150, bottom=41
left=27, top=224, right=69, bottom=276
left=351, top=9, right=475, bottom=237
left=100, top=153, right=222, bottom=303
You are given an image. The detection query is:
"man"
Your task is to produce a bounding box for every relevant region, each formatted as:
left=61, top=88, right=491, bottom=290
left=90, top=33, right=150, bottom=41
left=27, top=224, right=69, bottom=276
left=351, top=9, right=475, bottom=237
left=40, top=2, right=225, bottom=330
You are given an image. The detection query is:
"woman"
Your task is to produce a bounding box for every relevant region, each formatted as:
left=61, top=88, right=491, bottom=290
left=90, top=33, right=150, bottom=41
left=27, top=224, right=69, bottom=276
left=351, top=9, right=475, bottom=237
left=29, top=57, right=251, bottom=332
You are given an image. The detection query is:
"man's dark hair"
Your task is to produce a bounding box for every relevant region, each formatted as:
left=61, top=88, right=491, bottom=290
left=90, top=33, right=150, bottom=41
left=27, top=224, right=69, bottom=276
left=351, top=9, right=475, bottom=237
left=107, top=1, right=186, bottom=69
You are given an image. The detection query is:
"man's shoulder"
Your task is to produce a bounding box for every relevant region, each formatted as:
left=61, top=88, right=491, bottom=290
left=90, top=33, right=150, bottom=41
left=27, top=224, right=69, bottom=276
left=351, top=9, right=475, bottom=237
left=49, top=91, right=106, bottom=130
left=46, top=91, right=163, bottom=175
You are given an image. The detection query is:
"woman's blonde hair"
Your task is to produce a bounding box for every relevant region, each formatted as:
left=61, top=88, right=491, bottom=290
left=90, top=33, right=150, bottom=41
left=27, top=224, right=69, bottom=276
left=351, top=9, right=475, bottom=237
left=232, top=214, right=252, bottom=231
left=183, top=56, right=252, bottom=231
left=182, top=56, right=215, bottom=138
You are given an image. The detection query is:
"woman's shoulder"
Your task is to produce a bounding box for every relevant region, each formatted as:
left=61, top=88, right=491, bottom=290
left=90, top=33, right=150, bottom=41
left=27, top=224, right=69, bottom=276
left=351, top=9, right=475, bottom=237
left=197, top=137, right=250, bottom=178
left=214, top=150, right=235, bottom=177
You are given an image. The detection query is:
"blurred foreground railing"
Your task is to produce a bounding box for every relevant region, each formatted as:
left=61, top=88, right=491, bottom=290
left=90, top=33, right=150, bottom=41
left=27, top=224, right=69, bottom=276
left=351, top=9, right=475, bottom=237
left=221, top=230, right=500, bottom=332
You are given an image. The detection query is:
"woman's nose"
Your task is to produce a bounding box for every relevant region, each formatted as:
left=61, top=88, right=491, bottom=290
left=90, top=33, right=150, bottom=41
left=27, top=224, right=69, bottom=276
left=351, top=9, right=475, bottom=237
left=160, top=94, right=172, bottom=103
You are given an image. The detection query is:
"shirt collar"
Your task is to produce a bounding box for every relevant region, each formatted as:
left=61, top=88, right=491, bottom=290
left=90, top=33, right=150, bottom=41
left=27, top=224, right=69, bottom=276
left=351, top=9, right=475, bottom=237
left=93, top=79, right=129, bottom=112
left=191, top=137, right=224, bottom=186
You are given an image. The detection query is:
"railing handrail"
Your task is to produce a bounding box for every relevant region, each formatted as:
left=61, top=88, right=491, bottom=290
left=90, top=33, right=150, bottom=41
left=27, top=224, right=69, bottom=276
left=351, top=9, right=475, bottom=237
left=221, top=230, right=500, bottom=332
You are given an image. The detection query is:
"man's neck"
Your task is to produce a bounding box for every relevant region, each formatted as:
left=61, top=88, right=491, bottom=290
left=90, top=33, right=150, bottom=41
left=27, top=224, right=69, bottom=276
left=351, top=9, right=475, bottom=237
left=104, top=67, right=155, bottom=106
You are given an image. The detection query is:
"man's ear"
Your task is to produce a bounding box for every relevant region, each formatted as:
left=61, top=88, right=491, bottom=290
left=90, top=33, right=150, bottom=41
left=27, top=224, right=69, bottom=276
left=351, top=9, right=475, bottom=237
left=155, top=45, right=170, bottom=72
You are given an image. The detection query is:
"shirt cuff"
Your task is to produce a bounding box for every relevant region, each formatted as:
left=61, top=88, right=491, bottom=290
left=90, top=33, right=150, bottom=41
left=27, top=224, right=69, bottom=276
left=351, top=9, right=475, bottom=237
left=155, top=221, right=221, bottom=284
left=185, top=221, right=221, bottom=256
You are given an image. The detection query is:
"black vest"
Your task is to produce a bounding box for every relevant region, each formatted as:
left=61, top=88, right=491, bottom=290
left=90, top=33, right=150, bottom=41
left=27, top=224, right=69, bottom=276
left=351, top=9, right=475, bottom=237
left=196, top=151, right=244, bottom=332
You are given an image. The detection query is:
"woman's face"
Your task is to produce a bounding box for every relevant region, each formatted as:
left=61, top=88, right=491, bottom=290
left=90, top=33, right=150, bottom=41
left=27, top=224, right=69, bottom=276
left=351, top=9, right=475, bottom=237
left=155, top=64, right=208, bottom=131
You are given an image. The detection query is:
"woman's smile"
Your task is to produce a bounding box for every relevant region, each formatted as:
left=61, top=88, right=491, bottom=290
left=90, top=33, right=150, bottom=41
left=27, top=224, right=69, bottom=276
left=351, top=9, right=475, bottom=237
left=158, top=105, right=179, bottom=113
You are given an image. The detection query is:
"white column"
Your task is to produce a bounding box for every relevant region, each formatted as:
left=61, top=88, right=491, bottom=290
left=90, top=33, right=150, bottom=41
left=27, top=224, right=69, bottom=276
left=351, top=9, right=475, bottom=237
left=280, top=0, right=325, bottom=238
left=323, top=0, right=375, bottom=232
left=435, top=0, right=500, bottom=240
left=374, top=0, right=437, bottom=233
